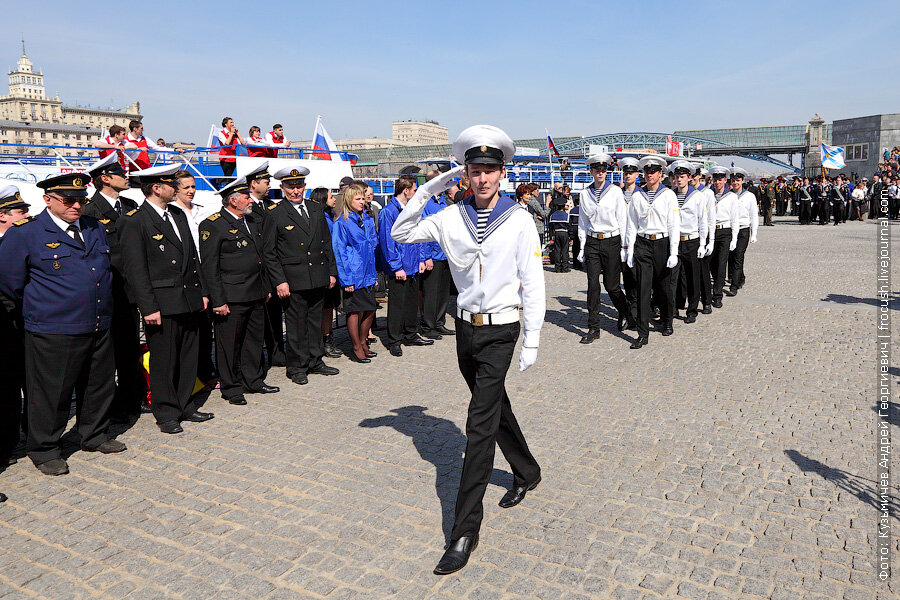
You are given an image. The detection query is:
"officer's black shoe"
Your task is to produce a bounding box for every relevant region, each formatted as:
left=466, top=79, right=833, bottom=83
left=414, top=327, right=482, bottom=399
left=389, top=345, right=403, bottom=357
left=82, top=439, right=127, bottom=454
left=247, top=384, right=279, bottom=394
left=183, top=411, right=215, bottom=423
left=420, top=331, right=443, bottom=340
left=712, top=299, right=723, bottom=308
left=436, top=326, right=455, bottom=336
left=227, top=396, right=247, bottom=405
left=498, top=476, right=541, bottom=508
left=701, top=304, right=712, bottom=314
left=433, top=534, right=479, bottom=576
left=291, top=374, right=309, bottom=385
left=36, top=458, right=69, bottom=476
left=684, top=313, right=697, bottom=324
left=579, top=330, right=600, bottom=344
left=662, top=324, right=674, bottom=336
left=308, top=363, right=339, bottom=376
left=158, top=421, right=183, bottom=434
left=630, top=336, right=648, bottom=350
left=404, top=335, right=434, bottom=346
left=0, top=492, right=6, bottom=502
left=322, top=334, right=342, bottom=358
left=724, top=289, right=737, bottom=297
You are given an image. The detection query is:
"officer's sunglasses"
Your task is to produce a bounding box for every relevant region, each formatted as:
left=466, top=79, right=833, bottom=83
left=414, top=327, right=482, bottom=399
left=48, top=194, right=84, bottom=206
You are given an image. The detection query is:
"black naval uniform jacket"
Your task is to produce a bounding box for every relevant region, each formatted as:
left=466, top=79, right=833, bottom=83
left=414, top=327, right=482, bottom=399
left=264, top=200, right=337, bottom=291
left=82, top=192, right=138, bottom=296
left=198, top=209, right=269, bottom=307
left=119, top=202, right=206, bottom=316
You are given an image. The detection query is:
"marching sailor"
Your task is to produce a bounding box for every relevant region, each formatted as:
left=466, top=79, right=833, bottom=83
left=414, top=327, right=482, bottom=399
left=725, top=167, right=758, bottom=297
left=392, top=125, right=545, bottom=575
left=619, top=157, right=641, bottom=328
left=691, top=166, right=716, bottom=314
left=577, top=153, right=630, bottom=342
left=708, top=166, right=740, bottom=308
left=669, top=161, right=708, bottom=324
left=624, top=155, right=679, bottom=349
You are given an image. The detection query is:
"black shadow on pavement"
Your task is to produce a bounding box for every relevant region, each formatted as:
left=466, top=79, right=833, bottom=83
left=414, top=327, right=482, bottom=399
left=547, top=295, right=632, bottom=342
left=359, top=405, right=511, bottom=543
left=821, top=293, right=900, bottom=308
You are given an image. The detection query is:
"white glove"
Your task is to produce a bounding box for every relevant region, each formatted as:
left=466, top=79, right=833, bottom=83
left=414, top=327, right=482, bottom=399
left=577, top=251, right=585, bottom=264
left=666, top=255, right=678, bottom=269
left=414, top=165, right=465, bottom=202
left=750, top=235, right=757, bottom=244
left=626, top=251, right=634, bottom=269
left=697, top=245, right=705, bottom=258
left=519, top=346, right=538, bottom=372
left=705, top=243, right=715, bottom=257
left=729, top=240, right=737, bottom=251
left=620, top=248, right=627, bottom=262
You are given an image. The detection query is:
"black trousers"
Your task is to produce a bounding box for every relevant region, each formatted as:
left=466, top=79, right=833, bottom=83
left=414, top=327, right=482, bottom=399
left=263, top=295, right=285, bottom=367
left=818, top=200, right=830, bottom=224
left=284, top=287, right=326, bottom=376
left=386, top=275, right=419, bottom=347
left=220, top=160, right=236, bottom=177
left=622, top=262, right=638, bottom=325
left=146, top=312, right=202, bottom=425
left=633, top=236, right=674, bottom=338
left=451, top=319, right=540, bottom=540
left=24, top=329, right=115, bottom=463
left=799, top=201, right=811, bottom=224
left=711, top=228, right=732, bottom=303
left=198, top=309, right=216, bottom=381
left=214, top=300, right=265, bottom=400
left=728, top=227, right=750, bottom=292
left=584, top=236, right=628, bottom=331
left=699, top=252, right=713, bottom=306
left=571, top=233, right=582, bottom=269
left=832, top=202, right=845, bottom=224
left=0, top=307, right=25, bottom=461
left=420, top=260, right=451, bottom=334
left=108, top=295, right=144, bottom=420
left=552, top=230, right=569, bottom=271
left=674, top=238, right=702, bottom=317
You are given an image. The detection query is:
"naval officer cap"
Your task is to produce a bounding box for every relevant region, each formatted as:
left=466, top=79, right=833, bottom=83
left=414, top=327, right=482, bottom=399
left=86, top=153, right=127, bottom=179
left=242, top=161, right=271, bottom=183
left=0, top=184, right=27, bottom=210
left=452, top=125, right=515, bottom=165
left=670, top=160, right=693, bottom=176
left=586, top=153, right=613, bottom=169
left=638, top=155, right=667, bottom=172
left=729, top=166, right=748, bottom=179
left=219, top=176, right=250, bottom=198
left=130, top=164, right=181, bottom=186
left=709, top=165, right=730, bottom=178
left=37, top=172, right=90, bottom=197
left=618, top=157, right=640, bottom=173
left=273, top=165, right=310, bottom=185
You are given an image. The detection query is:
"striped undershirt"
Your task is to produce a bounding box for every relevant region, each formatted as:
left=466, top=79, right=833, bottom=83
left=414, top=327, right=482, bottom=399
left=676, top=191, right=687, bottom=207
left=475, top=208, right=491, bottom=243
left=623, top=189, right=633, bottom=204
left=646, top=188, right=658, bottom=204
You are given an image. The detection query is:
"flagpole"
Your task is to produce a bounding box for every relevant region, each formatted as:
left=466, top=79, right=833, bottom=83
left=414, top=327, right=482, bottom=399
left=311, top=115, right=321, bottom=159
left=546, top=128, right=556, bottom=190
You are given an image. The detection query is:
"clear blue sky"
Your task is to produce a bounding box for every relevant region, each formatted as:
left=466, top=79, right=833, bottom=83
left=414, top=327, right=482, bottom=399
left=6, top=0, right=898, bottom=144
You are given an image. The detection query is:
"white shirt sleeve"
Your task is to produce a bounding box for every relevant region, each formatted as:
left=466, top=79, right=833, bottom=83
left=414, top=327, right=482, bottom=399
left=667, top=192, right=679, bottom=257
left=516, top=222, right=545, bottom=348
left=706, top=192, right=716, bottom=247
left=749, top=195, right=759, bottom=239
left=615, top=195, right=627, bottom=244
left=391, top=189, right=440, bottom=244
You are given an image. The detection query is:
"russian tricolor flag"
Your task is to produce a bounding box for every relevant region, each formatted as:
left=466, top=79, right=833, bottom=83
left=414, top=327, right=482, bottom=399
left=546, top=129, right=560, bottom=157
left=312, top=117, right=344, bottom=161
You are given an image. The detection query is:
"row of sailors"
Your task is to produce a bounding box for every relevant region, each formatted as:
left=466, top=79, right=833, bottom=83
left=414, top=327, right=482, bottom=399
left=574, top=154, right=758, bottom=349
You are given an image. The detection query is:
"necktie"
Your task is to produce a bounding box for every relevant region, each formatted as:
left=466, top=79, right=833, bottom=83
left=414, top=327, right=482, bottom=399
left=114, top=200, right=122, bottom=215
left=299, top=203, right=309, bottom=222
left=67, top=224, right=84, bottom=249
left=237, top=217, right=251, bottom=235
left=163, top=211, right=181, bottom=241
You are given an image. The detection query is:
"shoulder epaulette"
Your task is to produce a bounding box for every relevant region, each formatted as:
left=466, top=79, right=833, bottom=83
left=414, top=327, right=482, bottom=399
left=207, top=212, right=221, bottom=221
left=267, top=203, right=278, bottom=210
left=126, top=208, right=139, bottom=216
left=13, top=216, right=34, bottom=226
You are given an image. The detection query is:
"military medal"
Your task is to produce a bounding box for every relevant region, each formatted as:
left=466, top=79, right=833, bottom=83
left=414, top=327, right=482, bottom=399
left=52, top=261, right=60, bottom=270
left=159, top=244, right=165, bottom=252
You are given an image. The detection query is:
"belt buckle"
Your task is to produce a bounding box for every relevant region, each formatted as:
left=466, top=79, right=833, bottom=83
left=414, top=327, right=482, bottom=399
left=650, top=234, right=658, bottom=240
left=472, top=313, right=484, bottom=327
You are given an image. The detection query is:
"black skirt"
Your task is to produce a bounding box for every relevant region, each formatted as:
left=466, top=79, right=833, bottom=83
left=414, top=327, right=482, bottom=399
left=342, top=286, right=377, bottom=313
left=324, top=285, right=341, bottom=309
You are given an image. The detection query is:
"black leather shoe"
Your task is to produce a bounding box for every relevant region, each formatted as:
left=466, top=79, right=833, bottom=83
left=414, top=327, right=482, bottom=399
left=724, top=289, right=737, bottom=297
left=436, top=326, right=455, bottom=336
left=158, top=421, right=183, bottom=434
left=684, top=313, right=697, bottom=324
left=322, top=334, right=342, bottom=358
left=433, top=534, right=479, bottom=575
left=630, top=336, right=648, bottom=349
left=291, top=374, right=308, bottom=385
left=247, top=384, right=280, bottom=394
left=420, top=331, right=443, bottom=340
left=227, top=396, right=247, bottom=405
left=36, top=458, right=69, bottom=476
left=712, top=299, right=723, bottom=308
left=82, top=439, right=127, bottom=454
left=499, top=476, right=541, bottom=508
left=404, top=335, right=434, bottom=346
left=308, top=363, right=339, bottom=376
left=579, top=330, right=600, bottom=344
left=0, top=492, right=6, bottom=502
left=349, top=353, right=371, bottom=364
left=183, top=411, right=214, bottom=422
left=701, top=304, right=712, bottom=314
left=389, top=345, right=403, bottom=357
left=365, top=350, right=378, bottom=358
left=662, top=324, right=674, bottom=336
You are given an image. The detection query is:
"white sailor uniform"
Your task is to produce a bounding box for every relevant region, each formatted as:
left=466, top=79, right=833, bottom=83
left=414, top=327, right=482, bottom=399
left=728, top=189, right=759, bottom=293
left=710, top=187, right=740, bottom=304
left=673, top=185, right=709, bottom=319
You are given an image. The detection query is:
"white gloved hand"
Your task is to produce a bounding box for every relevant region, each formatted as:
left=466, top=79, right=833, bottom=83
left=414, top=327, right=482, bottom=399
left=697, top=245, right=705, bottom=258
left=577, top=251, right=585, bottom=264
left=729, top=240, right=737, bottom=251
left=705, top=243, right=715, bottom=257
left=750, top=235, right=757, bottom=244
left=626, top=251, right=634, bottom=269
left=416, top=165, right=465, bottom=201
left=519, top=346, right=538, bottom=372
left=620, top=248, right=627, bottom=262
left=666, top=255, right=678, bottom=269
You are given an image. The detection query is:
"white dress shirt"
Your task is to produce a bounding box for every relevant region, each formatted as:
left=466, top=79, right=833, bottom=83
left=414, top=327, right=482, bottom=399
left=698, top=185, right=717, bottom=248
left=736, top=190, right=760, bottom=239
left=676, top=186, right=709, bottom=241
left=625, top=185, right=680, bottom=258
left=47, top=211, right=82, bottom=241
left=577, top=182, right=627, bottom=256
left=713, top=190, right=740, bottom=247
left=175, top=200, right=216, bottom=254
left=145, top=201, right=182, bottom=242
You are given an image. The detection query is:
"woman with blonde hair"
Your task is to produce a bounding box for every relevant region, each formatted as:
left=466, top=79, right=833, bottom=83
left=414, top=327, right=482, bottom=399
left=331, top=184, right=378, bottom=362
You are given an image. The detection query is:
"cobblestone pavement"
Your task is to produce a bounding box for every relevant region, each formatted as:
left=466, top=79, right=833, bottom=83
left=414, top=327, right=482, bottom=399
left=1, top=217, right=897, bottom=599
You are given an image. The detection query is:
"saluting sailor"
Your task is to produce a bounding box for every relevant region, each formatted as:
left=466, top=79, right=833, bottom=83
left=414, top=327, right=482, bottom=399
left=577, top=153, right=631, bottom=342
left=707, top=166, right=740, bottom=308
left=669, top=161, right=708, bottom=324
left=624, top=155, right=679, bottom=349
left=725, top=166, right=758, bottom=297
left=691, top=166, right=716, bottom=315
left=0, top=174, right=125, bottom=476
left=392, top=125, right=545, bottom=575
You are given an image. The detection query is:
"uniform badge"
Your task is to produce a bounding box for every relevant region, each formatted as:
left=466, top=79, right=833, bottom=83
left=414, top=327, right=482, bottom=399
left=534, top=242, right=541, bottom=257
left=152, top=234, right=164, bottom=240
left=285, top=225, right=294, bottom=230
left=236, top=241, right=242, bottom=248
left=229, top=229, right=239, bottom=234
left=267, top=204, right=277, bottom=210
left=241, top=240, right=248, bottom=247
left=158, top=244, right=165, bottom=252
left=208, top=213, right=220, bottom=221
left=290, top=169, right=299, bottom=177
left=45, top=242, right=61, bottom=249
left=52, top=261, right=61, bottom=270
left=73, top=177, right=83, bottom=187
left=200, top=230, right=210, bottom=241
left=126, top=209, right=138, bottom=216
left=99, top=219, right=111, bottom=225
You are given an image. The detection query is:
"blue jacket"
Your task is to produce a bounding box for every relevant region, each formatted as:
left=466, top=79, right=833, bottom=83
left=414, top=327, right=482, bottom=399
left=420, top=195, right=448, bottom=261
left=332, top=210, right=377, bottom=289
left=377, top=197, right=423, bottom=276
left=0, top=210, right=113, bottom=334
